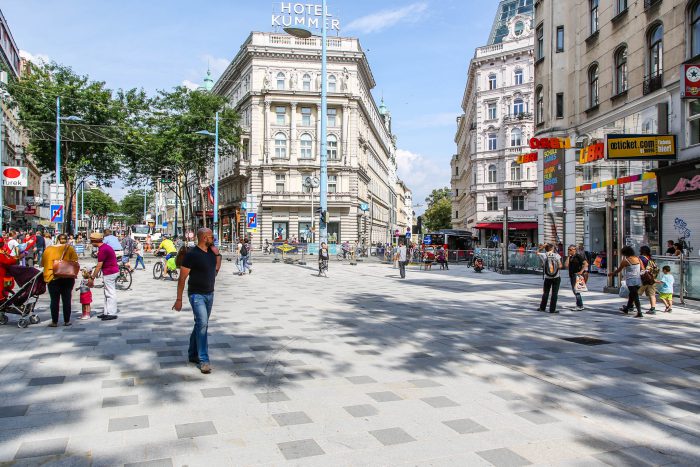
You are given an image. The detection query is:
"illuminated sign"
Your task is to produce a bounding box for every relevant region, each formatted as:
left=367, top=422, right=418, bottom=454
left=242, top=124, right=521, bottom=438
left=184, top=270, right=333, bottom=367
left=529, top=137, right=573, bottom=149
left=682, top=64, right=700, bottom=99
left=516, top=152, right=538, bottom=164
left=272, top=2, right=341, bottom=32
left=667, top=175, right=700, bottom=196
left=543, top=149, right=565, bottom=194
left=579, top=142, right=605, bottom=164
left=605, top=134, right=676, bottom=161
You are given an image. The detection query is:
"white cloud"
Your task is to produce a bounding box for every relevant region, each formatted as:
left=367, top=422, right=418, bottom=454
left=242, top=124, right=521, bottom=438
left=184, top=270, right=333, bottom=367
left=345, top=2, right=428, bottom=34
left=19, top=50, right=50, bottom=65
left=396, top=148, right=450, bottom=213
left=181, top=79, right=200, bottom=91
left=202, top=54, right=230, bottom=79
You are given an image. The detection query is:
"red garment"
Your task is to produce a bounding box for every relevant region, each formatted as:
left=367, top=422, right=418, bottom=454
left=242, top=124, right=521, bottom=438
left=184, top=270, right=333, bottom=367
left=0, top=251, right=17, bottom=298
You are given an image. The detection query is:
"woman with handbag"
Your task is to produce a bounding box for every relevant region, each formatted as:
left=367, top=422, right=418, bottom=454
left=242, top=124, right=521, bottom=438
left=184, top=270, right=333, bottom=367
left=41, top=233, right=80, bottom=327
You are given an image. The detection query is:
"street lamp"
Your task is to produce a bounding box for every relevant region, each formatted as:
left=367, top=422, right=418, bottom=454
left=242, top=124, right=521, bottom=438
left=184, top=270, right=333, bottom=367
left=304, top=176, right=320, bottom=243
left=0, top=86, right=11, bottom=235
left=195, top=111, right=220, bottom=240
left=284, top=0, right=329, bottom=245
left=55, top=97, right=82, bottom=185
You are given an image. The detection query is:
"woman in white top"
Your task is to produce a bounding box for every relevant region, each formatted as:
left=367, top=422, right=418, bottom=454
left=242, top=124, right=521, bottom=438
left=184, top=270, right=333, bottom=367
left=609, top=246, right=645, bottom=318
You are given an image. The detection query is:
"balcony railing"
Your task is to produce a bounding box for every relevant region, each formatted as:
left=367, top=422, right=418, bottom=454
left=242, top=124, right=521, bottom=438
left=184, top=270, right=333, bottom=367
left=643, top=73, right=663, bottom=95
left=503, top=112, right=533, bottom=123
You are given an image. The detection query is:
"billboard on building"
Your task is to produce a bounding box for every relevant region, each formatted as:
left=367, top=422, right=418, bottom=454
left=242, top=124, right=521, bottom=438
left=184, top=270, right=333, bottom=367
left=605, top=134, right=676, bottom=161
left=681, top=64, right=700, bottom=99
left=543, top=149, right=565, bottom=194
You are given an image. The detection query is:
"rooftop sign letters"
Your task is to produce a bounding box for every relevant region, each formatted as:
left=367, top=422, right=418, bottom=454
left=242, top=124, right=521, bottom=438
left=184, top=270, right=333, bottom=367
left=529, top=137, right=573, bottom=150
left=272, top=3, right=341, bottom=32
left=579, top=142, right=605, bottom=164
left=605, top=134, right=676, bottom=161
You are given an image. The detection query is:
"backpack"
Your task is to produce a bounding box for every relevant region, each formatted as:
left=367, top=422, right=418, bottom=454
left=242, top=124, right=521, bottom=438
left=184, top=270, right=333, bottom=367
left=239, top=243, right=248, bottom=256
left=640, top=259, right=658, bottom=286
left=543, top=253, right=560, bottom=278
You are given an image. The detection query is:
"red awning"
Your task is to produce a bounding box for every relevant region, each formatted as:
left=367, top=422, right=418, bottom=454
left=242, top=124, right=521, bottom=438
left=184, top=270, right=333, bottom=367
left=475, top=222, right=538, bottom=230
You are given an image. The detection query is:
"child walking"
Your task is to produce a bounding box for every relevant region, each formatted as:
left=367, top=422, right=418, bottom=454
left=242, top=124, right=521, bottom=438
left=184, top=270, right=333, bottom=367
left=77, top=270, right=93, bottom=320
left=656, top=265, right=675, bottom=313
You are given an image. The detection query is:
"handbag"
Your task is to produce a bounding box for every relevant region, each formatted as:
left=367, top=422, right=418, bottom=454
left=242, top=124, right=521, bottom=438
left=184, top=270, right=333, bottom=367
left=619, top=280, right=629, bottom=298
left=53, top=245, right=80, bottom=279
left=574, top=274, right=588, bottom=292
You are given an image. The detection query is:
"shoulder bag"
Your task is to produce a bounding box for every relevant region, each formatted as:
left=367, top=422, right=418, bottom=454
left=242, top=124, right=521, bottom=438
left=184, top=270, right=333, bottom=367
left=53, top=245, right=80, bottom=279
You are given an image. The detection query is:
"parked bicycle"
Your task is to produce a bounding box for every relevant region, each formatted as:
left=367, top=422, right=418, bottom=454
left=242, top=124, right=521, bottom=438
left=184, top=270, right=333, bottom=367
left=90, top=263, right=133, bottom=290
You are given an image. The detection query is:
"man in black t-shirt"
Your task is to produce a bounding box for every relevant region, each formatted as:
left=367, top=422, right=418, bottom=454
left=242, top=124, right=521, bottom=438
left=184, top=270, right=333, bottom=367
left=666, top=240, right=676, bottom=256
left=172, top=228, right=221, bottom=374
left=565, top=244, right=588, bottom=311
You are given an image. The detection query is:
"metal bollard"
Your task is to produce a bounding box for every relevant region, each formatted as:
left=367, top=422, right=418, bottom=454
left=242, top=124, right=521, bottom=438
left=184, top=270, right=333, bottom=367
left=299, top=248, right=307, bottom=265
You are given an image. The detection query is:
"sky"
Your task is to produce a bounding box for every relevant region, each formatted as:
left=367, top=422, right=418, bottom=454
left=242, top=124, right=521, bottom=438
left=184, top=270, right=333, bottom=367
left=2, top=0, right=497, bottom=210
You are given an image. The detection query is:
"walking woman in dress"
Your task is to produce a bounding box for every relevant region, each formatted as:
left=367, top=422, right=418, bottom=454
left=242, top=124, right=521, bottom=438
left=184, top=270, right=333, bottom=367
left=609, top=246, right=645, bottom=318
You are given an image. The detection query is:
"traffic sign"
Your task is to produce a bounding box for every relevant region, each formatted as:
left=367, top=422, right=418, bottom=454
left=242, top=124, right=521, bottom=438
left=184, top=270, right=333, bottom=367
left=50, top=204, right=64, bottom=223
left=406, top=232, right=412, bottom=239
left=49, top=183, right=65, bottom=204
left=247, top=212, right=257, bottom=228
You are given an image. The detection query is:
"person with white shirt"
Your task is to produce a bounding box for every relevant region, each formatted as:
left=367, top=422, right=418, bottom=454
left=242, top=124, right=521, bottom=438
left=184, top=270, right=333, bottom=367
left=397, top=240, right=407, bottom=279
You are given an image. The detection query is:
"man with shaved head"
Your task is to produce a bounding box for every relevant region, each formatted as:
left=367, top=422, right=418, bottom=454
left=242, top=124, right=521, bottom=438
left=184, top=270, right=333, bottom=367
left=172, top=228, right=221, bottom=374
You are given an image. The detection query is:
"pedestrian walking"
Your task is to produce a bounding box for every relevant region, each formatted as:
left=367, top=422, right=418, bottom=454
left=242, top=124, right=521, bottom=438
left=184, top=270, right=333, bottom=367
left=77, top=269, right=93, bottom=320
left=134, top=240, right=146, bottom=270
left=172, top=228, right=221, bottom=374
left=88, top=233, right=119, bottom=321
left=609, top=246, right=645, bottom=318
left=638, top=245, right=659, bottom=314
left=537, top=243, right=562, bottom=313
left=237, top=238, right=252, bottom=276
left=656, top=265, right=675, bottom=313
left=121, top=234, right=136, bottom=272
left=397, top=240, right=407, bottom=279
left=41, top=233, right=79, bottom=327
left=318, top=242, right=329, bottom=277
left=35, top=230, right=45, bottom=264
left=564, top=244, right=588, bottom=310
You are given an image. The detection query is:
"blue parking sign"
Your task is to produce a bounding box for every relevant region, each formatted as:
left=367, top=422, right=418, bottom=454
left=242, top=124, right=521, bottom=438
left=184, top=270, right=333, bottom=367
left=247, top=212, right=257, bottom=228
left=50, top=204, right=64, bottom=223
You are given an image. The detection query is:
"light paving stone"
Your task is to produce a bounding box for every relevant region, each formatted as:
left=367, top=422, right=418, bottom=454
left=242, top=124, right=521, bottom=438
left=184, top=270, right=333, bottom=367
left=108, top=415, right=149, bottom=432
left=102, top=394, right=139, bottom=408
left=442, top=418, right=489, bottom=434
left=201, top=387, right=234, bottom=398
left=346, top=375, right=377, bottom=384
left=175, top=421, right=218, bottom=439
left=515, top=410, right=560, bottom=425
left=14, top=437, right=68, bottom=459
left=476, top=447, right=532, bottom=466
left=343, top=404, right=379, bottom=418
left=368, top=427, right=416, bottom=446
left=254, top=391, right=290, bottom=403
left=277, top=438, right=325, bottom=460
left=101, top=378, right=135, bottom=388
left=421, top=396, right=460, bottom=408
left=124, top=459, right=174, bottom=467
left=367, top=391, right=402, bottom=402
left=272, top=411, right=313, bottom=426
left=409, top=378, right=443, bottom=388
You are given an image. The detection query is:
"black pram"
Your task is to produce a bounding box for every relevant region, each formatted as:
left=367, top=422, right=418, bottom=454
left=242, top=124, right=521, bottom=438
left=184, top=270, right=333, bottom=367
left=0, top=266, right=46, bottom=328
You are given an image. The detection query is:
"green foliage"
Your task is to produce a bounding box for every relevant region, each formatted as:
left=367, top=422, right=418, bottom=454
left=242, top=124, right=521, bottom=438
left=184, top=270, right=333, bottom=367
left=423, top=197, right=452, bottom=232
left=83, top=189, right=118, bottom=217
left=424, top=187, right=452, bottom=208
left=120, top=189, right=153, bottom=225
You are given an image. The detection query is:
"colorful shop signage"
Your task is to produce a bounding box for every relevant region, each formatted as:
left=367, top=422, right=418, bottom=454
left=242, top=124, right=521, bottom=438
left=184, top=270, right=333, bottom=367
left=576, top=172, right=656, bottom=193
left=516, top=152, right=538, bottom=164
left=681, top=64, right=700, bottom=99
left=579, top=142, right=605, bottom=164
left=543, top=149, right=565, bottom=195
left=529, top=137, right=573, bottom=149
left=605, top=134, right=676, bottom=161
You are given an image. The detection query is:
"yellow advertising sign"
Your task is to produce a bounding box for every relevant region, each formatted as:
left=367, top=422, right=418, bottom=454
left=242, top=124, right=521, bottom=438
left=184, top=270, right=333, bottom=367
left=606, top=134, right=676, bottom=161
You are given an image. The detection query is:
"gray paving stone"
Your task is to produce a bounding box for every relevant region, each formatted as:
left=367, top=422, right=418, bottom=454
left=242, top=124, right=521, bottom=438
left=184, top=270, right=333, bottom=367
left=421, top=396, right=460, bottom=408
left=272, top=411, right=313, bottom=426
left=201, top=387, right=234, bottom=398
left=175, top=421, right=217, bottom=439
left=231, top=357, right=257, bottom=364
left=277, top=438, right=325, bottom=460
left=255, top=391, right=290, bottom=403
left=156, top=350, right=182, bottom=357
left=409, top=378, right=443, bottom=388
left=102, top=395, right=139, bottom=408
left=344, top=404, right=379, bottom=418
left=14, top=437, right=68, bottom=459
left=0, top=404, right=28, bottom=418
left=208, top=342, right=231, bottom=348
left=476, top=448, right=532, bottom=466
left=101, top=378, right=135, bottom=389
left=250, top=345, right=274, bottom=351
left=356, top=349, right=381, bottom=355
left=127, top=338, right=150, bottom=344
left=670, top=401, right=700, bottom=414
left=442, top=418, right=489, bottom=434
left=369, top=427, right=416, bottom=446
left=616, top=366, right=649, bottom=375
left=108, top=415, right=149, bottom=432
left=27, top=376, right=65, bottom=386
left=124, top=459, right=174, bottom=467
left=346, top=375, right=377, bottom=384
left=367, top=391, right=402, bottom=402
left=491, top=390, right=526, bottom=401
left=516, top=410, right=560, bottom=425
left=80, top=366, right=111, bottom=375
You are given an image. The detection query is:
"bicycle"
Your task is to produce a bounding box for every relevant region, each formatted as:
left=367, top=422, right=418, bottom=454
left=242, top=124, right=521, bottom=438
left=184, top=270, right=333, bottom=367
left=153, top=249, right=179, bottom=280
left=90, top=263, right=132, bottom=290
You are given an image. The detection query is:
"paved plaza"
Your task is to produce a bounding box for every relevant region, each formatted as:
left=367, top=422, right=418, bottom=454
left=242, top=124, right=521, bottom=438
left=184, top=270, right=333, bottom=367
left=1, top=259, right=700, bottom=466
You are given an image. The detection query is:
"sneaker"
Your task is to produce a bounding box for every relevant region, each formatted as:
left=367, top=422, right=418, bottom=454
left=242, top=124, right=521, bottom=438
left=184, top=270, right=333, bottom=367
left=537, top=308, right=546, bottom=312
left=79, top=314, right=91, bottom=320
left=619, top=307, right=629, bottom=314
left=576, top=306, right=585, bottom=311
left=101, top=315, right=117, bottom=321
left=97, top=313, right=105, bottom=319
left=248, top=269, right=252, bottom=274
left=48, top=322, right=58, bottom=328
left=646, top=309, right=656, bottom=315
left=188, top=358, right=200, bottom=364
left=634, top=312, right=643, bottom=318
left=63, top=321, right=72, bottom=326
left=199, top=363, right=211, bottom=374
left=549, top=310, right=559, bottom=314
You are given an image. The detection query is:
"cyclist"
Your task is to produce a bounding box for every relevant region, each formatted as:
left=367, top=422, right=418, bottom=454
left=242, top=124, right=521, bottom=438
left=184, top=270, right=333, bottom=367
left=158, top=235, right=178, bottom=263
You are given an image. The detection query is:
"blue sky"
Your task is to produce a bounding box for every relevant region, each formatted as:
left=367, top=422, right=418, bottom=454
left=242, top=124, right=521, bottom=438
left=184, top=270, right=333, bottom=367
left=2, top=0, right=496, bottom=208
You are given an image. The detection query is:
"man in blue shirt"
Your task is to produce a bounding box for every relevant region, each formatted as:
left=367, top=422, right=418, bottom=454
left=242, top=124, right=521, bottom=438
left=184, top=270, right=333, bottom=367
left=102, top=229, right=123, bottom=253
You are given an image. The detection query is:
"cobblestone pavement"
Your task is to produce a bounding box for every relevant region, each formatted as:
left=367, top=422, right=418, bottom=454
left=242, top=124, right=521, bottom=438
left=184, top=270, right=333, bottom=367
left=1, top=259, right=700, bottom=466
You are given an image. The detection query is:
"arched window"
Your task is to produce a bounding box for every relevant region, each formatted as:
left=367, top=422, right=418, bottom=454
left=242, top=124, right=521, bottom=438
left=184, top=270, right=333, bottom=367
left=300, top=133, right=313, bottom=159
left=510, top=161, right=522, bottom=181
left=614, top=46, right=628, bottom=95
left=514, top=69, right=523, bottom=85
left=488, top=73, right=497, bottom=90
left=513, top=98, right=524, bottom=116
left=488, top=164, right=497, bottom=183
left=510, top=128, right=522, bottom=147
left=302, top=73, right=311, bottom=91
left=328, top=75, right=337, bottom=92
left=276, top=72, right=286, bottom=90
left=649, top=24, right=663, bottom=78
left=588, top=64, right=599, bottom=107
left=274, top=132, right=287, bottom=158
left=327, top=134, right=339, bottom=160
left=535, top=86, right=544, bottom=124
left=692, top=2, right=700, bottom=58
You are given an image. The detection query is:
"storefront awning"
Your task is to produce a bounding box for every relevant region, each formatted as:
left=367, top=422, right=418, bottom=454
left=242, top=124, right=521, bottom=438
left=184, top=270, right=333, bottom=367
left=475, top=222, right=538, bottom=230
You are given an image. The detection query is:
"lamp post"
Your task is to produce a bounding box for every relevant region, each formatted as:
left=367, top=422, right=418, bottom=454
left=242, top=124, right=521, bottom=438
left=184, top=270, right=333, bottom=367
left=55, top=97, right=82, bottom=185
left=304, top=176, right=320, bottom=243
left=195, top=111, right=220, bottom=240
left=284, top=0, right=328, bottom=245
left=0, top=88, right=7, bottom=235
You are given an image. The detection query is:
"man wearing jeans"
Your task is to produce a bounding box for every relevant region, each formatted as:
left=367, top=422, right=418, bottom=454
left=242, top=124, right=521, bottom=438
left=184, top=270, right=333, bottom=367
left=88, top=233, right=119, bottom=321
left=397, top=240, right=407, bottom=279
left=565, top=244, right=588, bottom=311
left=173, top=228, right=221, bottom=374
left=537, top=243, right=563, bottom=314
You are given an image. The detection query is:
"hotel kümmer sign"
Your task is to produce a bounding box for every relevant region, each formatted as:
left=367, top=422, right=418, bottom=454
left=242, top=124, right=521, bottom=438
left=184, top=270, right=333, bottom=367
left=272, top=3, right=341, bottom=32
left=605, top=134, right=676, bottom=161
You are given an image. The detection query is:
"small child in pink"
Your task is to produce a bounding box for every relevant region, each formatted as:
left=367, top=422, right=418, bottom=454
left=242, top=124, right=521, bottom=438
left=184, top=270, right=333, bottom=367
left=77, top=270, right=93, bottom=319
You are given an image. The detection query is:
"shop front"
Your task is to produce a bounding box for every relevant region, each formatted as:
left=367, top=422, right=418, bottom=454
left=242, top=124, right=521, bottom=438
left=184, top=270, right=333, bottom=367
left=475, top=221, right=538, bottom=247
left=656, top=160, right=700, bottom=256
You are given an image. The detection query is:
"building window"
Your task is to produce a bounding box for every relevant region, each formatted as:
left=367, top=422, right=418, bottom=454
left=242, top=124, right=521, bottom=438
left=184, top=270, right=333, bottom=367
left=513, top=98, right=524, bottom=115
left=300, top=133, right=313, bottom=159
left=327, top=134, right=339, bottom=160
left=455, top=210, right=459, bottom=219
left=536, top=85, right=544, bottom=124
left=487, top=102, right=497, bottom=120
left=488, top=133, right=498, bottom=151
left=488, top=164, right=497, bottom=183
left=301, top=107, right=312, bottom=126
left=512, top=195, right=525, bottom=211
left=328, top=74, right=337, bottom=92
left=617, top=0, right=628, bottom=14
left=511, top=161, right=522, bottom=181
left=273, top=221, right=288, bottom=241
left=303, top=73, right=311, bottom=91
left=692, top=2, right=700, bottom=58
left=556, top=26, right=564, bottom=52
left=328, top=175, right=337, bottom=193
left=688, top=99, right=700, bottom=146
left=588, top=64, right=599, bottom=108
left=510, top=128, right=522, bottom=147
left=274, top=133, right=287, bottom=158
left=514, top=69, right=523, bottom=85
left=590, top=0, right=599, bottom=35
left=615, top=46, right=628, bottom=95
left=536, top=24, right=544, bottom=60
left=488, top=74, right=497, bottom=90
left=275, top=174, right=286, bottom=193
left=487, top=196, right=498, bottom=211
left=556, top=93, right=564, bottom=118
left=649, top=24, right=663, bottom=79
left=276, top=72, right=286, bottom=90
left=276, top=106, right=286, bottom=125
left=327, top=108, right=337, bottom=126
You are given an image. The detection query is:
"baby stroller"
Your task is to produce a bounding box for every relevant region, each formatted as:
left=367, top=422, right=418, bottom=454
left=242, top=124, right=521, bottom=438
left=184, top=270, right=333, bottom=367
left=0, top=266, right=47, bottom=328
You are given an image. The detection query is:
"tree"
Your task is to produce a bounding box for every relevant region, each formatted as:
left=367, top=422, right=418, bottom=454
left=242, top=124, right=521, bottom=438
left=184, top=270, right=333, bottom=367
left=423, top=197, right=452, bottom=232
left=120, top=189, right=153, bottom=225
left=83, top=189, right=118, bottom=218
left=425, top=187, right=452, bottom=208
